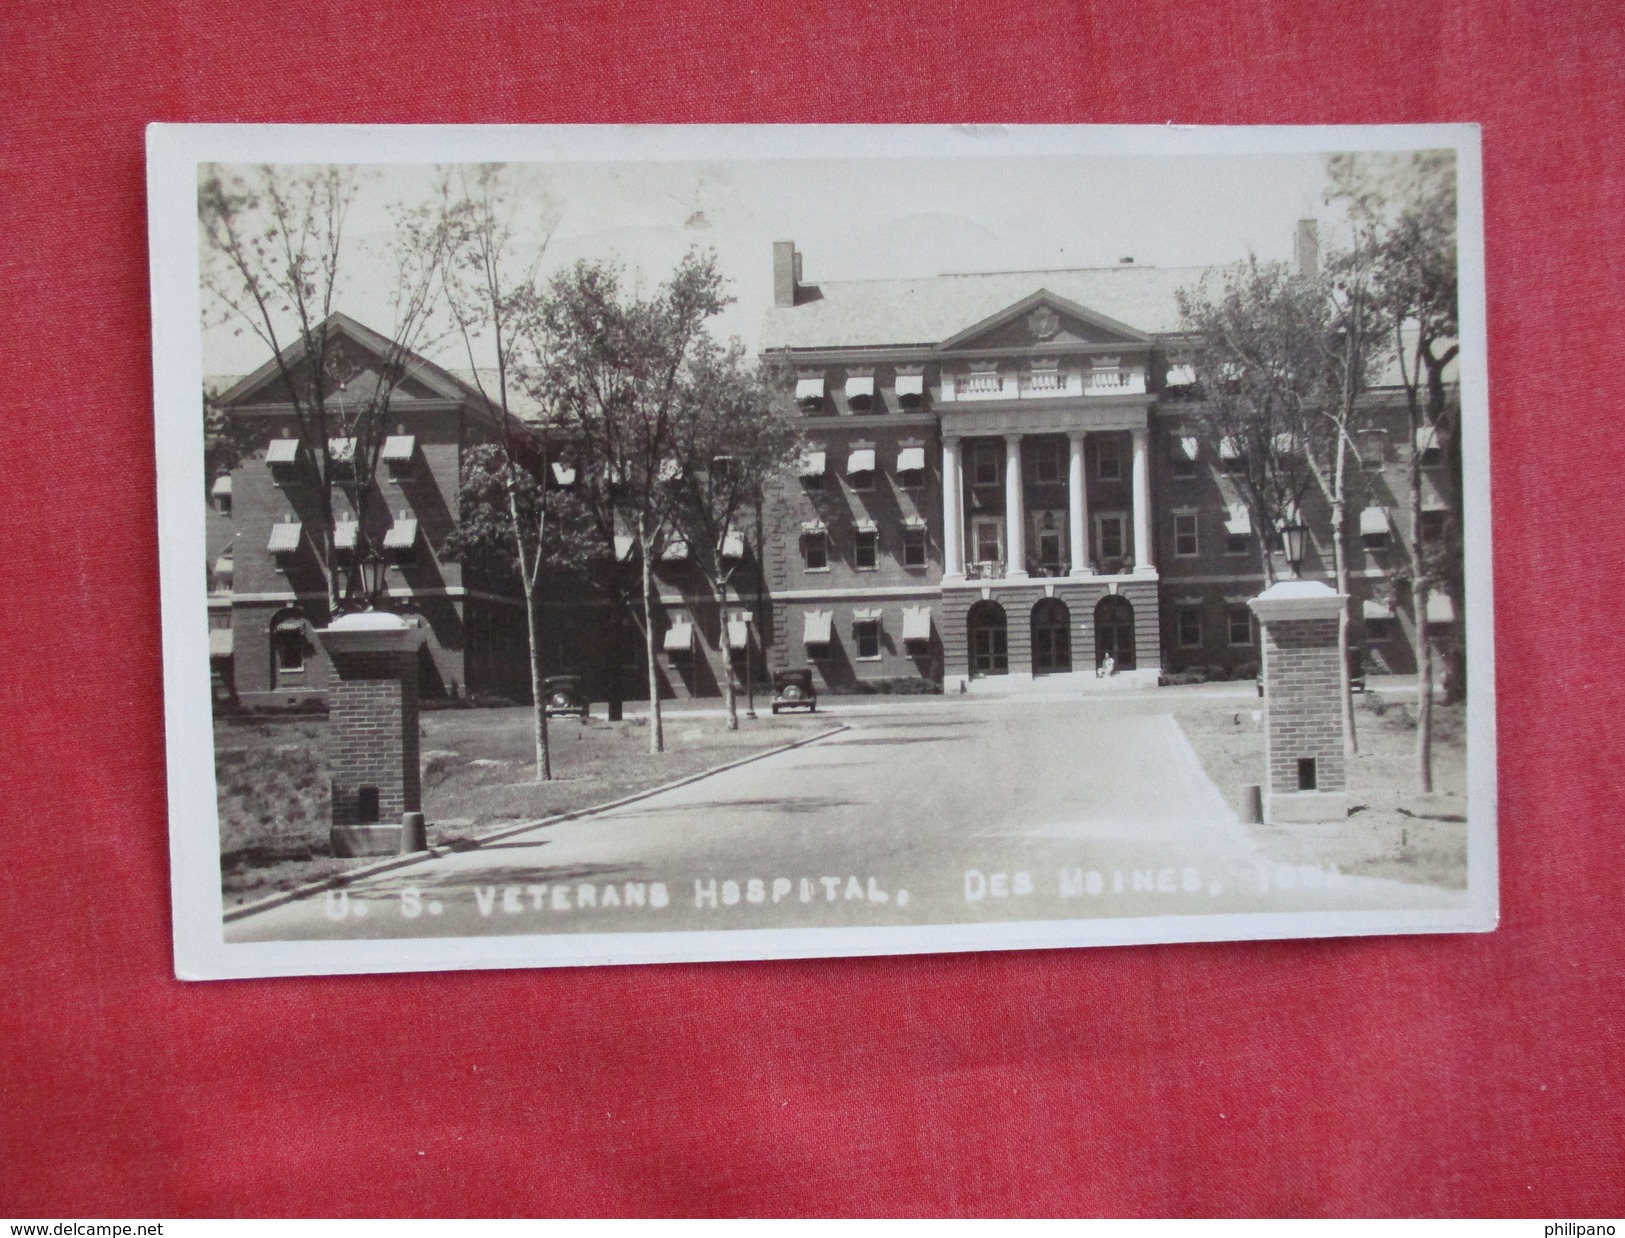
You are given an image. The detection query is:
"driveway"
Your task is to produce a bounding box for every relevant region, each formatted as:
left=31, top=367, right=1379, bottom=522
left=227, top=695, right=1461, bottom=943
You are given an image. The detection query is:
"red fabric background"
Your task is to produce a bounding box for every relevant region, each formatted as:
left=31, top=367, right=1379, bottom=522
left=2, top=0, right=1622, bottom=1218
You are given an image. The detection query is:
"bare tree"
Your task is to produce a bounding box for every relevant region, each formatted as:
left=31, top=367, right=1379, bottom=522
left=666, top=342, right=800, bottom=730
left=531, top=251, right=733, bottom=754
left=439, top=164, right=561, bottom=781
left=199, top=164, right=450, bottom=613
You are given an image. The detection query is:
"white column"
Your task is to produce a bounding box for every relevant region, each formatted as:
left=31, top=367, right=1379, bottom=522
left=1131, top=425, right=1153, bottom=573
left=1004, top=433, right=1027, bottom=579
left=942, top=435, right=964, bottom=580
left=1068, top=431, right=1090, bottom=575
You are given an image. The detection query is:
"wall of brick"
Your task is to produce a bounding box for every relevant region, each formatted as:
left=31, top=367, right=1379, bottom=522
left=1261, top=615, right=1346, bottom=796
left=327, top=648, right=421, bottom=829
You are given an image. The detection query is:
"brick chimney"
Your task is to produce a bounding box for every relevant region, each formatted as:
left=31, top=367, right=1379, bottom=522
left=1295, top=219, right=1320, bottom=280
left=773, top=241, right=800, bottom=307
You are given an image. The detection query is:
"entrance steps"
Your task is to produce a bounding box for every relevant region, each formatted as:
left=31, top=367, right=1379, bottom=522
left=956, top=668, right=1161, bottom=697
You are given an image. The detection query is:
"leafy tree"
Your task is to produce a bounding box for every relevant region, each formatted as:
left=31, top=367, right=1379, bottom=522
left=666, top=341, right=800, bottom=730
left=1329, top=151, right=1461, bottom=790
left=199, top=164, right=450, bottom=613
left=1176, top=257, right=1329, bottom=588
left=529, top=251, right=733, bottom=754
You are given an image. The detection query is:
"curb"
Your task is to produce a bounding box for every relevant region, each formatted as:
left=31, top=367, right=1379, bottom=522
left=222, top=721, right=849, bottom=924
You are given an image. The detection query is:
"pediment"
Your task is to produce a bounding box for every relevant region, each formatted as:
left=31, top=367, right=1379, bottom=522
left=216, top=312, right=474, bottom=409
left=936, top=290, right=1151, bottom=354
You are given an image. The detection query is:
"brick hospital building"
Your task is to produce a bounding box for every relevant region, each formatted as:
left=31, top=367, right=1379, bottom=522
left=208, top=239, right=1454, bottom=707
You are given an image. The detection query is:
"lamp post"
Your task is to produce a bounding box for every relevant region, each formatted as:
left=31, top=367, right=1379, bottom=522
left=1281, top=520, right=1308, bottom=580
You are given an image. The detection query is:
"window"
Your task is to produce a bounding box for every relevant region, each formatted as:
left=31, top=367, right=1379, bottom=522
left=1297, top=758, right=1318, bottom=791
left=846, top=374, right=874, bottom=413
left=1170, top=435, right=1198, bottom=480
left=802, top=532, right=828, bottom=571
left=896, top=445, right=926, bottom=488
left=1036, top=519, right=1064, bottom=570
left=1174, top=513, right=1199, bottom=557
left=849, top=469, right=874, bottom=492
left=1171, top=455, right=1197, bottom=480
left=903, top=526, right=928, bottom=567
left=1420, top=510, right=1447, bottom=543
left=854, top=530, right=879, bottom=570
left=1034, top=439, right=1063, bottom=485
left=1097, top=437, right=1122, bottom=481
left=1361, top=506, right=1391, bottom=551
left=974, top=519, right=1003, bottom=566
left=1417, top=425, right=1443, bottom=468
left=1220, top=437, right=1247, bottom=476
left=1098, top=515, right=1125, bottom=561
left=854, top=621, right=881, bottom=661
left=1223, top=504, right=1251, bottom=556
left=272, top=623, right=305, bottom=679
left=972, top=442, right=1000, bottom=487
left=1226, top=531, right=1250, bottom=555
left=1177, top=608, right=1203, bottom=648
left=210, top=474, right=232, bottom=515
left=895, top=372, right=925, bottom=410
left=1359, top=431, right=1386, bottom=471
left=1229, top=606, right=1254, bottom=646
left=1366, top=616, right=1395, bottom=641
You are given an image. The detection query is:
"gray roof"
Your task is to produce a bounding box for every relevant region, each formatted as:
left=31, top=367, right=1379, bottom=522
left=761, top=264, right=1211, bottom=352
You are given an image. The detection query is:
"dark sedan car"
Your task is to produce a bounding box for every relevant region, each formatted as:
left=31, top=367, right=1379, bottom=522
left=770, top=668, right=817, bottom=715
left=542, top=675, right=589, bottom=719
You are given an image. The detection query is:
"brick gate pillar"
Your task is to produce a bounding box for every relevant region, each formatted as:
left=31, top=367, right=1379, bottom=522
left=316, top=611, right=429, bottom=857
left=1248, top=580, right=1349, bottom=824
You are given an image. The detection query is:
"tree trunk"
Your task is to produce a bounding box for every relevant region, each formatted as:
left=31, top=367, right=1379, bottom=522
left=641, top=532, right=664, bottom=754
left=523, top=589, right=551, bottom=782
left=1416, top=583, right=1435, bottom=794
left=1330, top=486, right=1358, bottom=759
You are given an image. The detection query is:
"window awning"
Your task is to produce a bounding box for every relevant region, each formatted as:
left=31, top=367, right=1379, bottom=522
left=902, top=607, right=932, bottom=643
left=1415, top=424, right=1440, bottom=452
left=657, top=458, right=683, bottom=482
left=333, top=520, right=359, bottom=551
left=381, top=434, right=416, bottom=463
left=894, top=372, right=925, bottom=398
left=265, top=438, right=300, bottom=466
left=273, top=615, right=307, bottom=633
left=1362, top=598, right=1394, bottom=620
left=1426, top=593, right=1455, bottom=624
left=896, top=446, right=926, bottom=473
left=721, top=530, right=746, bottom=559
left=845, top=374, right=875, bottom=399
left=798, top=449, right=826, bottom=478
left=327, top=437, right=357, bottom=463
left=846, top=448, right=876, bottom=475
left=1165, top=364, right=1196, bottom=387
left=213, top=554, right=233, bottom=581
left=1272, top=432, right=1298, bottom=455
left=903, top=514, right=928, bottom=530
left=614, top=533, right=635, bottom=561
left=795, top=376, right=825, bottom=401
left=726, top=618, right=750, bottom=650
left=1422, top=478, right=1448, bottom=513
left=383, top=517, right=419, bottom=550
left=1224, top=504, right=1251, bottom=535
left=1171, top=436, right=1198, bottom=462
left=551, top=461, right=577, bottom=486
left=662, top=622, right=693, bottom=652
left=854, top=517, right=877, bottom=534
left=661, top=535, right=689, bottom=562
left=800, top=519, right=826, bottom=534
left=802, top=610, right=833, bottom=646
left=1219, top=436, right=1243, bottom=461
left=267, top=522, right=302, bottom=554
left=211, top=474, right=232, bottom=499
left=209, top=628, right=234, bottom=659
left=853, top=607, right=882, bottom=622
left=1360, top=506, right=1390, bottom=536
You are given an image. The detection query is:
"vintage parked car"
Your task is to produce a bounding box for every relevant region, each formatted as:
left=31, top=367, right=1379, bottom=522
left=770, top=668, right=817, bottom=715
left=542, top=674, right=589, bottom=719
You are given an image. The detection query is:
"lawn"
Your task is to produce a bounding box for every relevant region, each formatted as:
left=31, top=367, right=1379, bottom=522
left=1168, top=684, right=1470, bottom=889
left=215, top=706, right=834, bottom=907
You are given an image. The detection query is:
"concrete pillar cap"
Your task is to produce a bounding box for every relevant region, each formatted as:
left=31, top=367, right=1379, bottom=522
left=1248, top=579, right=1347, bottom=621
left=317, top=610, right=428, bottom=653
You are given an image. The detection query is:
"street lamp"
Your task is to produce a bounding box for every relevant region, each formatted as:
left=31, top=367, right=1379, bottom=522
left=1281, top=520, right=1308, bottom=579
left=362, top=546, right=388, bottom=610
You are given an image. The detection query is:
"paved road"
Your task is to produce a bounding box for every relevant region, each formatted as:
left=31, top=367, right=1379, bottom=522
left=227, top=696, right=1461, bottom=943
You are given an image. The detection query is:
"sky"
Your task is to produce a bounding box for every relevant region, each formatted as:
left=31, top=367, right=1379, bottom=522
left=199, top=150, right=1344, bottom=377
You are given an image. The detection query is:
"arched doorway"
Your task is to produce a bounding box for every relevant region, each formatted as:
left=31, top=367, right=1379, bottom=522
left=1094, top=595, right=1135, bottom=671
left=967, top=600, right=1008, bottom=677
left=1031, top=598, right=1071, bottom=675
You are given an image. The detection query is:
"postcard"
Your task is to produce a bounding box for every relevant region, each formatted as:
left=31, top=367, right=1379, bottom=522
left=148, top=123, right=1496, bottom=978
